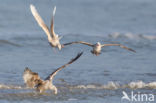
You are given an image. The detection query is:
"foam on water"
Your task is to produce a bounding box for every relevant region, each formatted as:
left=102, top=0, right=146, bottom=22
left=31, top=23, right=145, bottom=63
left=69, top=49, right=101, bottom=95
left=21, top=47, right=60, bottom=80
left=0, top=0, right=156, bottom=102
left=0, top=84, right=25, bottom=89
left=70, top=81, right=156, bottom=90
left=0, top=81, right=156, bottom=90
left=109, top=32, right=156, bottom=40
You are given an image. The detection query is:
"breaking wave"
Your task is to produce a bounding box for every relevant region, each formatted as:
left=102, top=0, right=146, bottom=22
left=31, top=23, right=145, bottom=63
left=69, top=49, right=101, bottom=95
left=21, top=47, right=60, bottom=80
left=70, top=81, right=156, bottom=90
left=0, top=81, right=156, bottom=90
left=0, top=84, right=26, bottom=90
left=108, top=32, right=156, bottom=40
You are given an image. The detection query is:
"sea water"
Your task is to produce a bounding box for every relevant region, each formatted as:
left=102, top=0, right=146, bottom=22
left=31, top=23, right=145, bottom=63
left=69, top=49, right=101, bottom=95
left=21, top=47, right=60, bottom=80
left=0, top=0, right=156, bottom=103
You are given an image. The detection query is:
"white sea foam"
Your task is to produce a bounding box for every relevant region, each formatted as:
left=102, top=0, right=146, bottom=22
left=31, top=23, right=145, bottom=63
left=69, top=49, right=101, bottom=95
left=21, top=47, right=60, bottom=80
left=0, top=84, right=26, bottom=89
left=109, top=32, right=156, bottom=40
left=128, top=81, right=146, bottom=89
left=71, top=81, right=156, bottom=90
left=0, top=81, right=156, bottom=90
left=147, top=82, right=156, bottom=89
left=68, top=98, right=78, bottom=101
left=71, top=82, right=120, bottom=90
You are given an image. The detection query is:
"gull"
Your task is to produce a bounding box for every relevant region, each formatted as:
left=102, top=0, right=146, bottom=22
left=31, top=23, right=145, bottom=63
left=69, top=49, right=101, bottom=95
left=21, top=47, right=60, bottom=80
left=30, top=4, right=62, bottom=50
left=63, top=41, right=136, bottom=56
left=23, top=52, right=83, bottom=94
left=23, top=67, right=41, bottom=88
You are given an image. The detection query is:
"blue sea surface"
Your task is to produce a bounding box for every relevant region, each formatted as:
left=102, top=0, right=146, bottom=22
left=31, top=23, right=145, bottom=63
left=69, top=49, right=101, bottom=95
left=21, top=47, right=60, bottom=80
left=0, top=0, right=156, bottom=103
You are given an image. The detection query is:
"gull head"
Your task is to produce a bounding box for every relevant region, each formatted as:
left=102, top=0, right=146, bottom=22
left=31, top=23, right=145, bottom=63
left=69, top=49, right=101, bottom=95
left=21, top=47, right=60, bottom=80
left=96, top=42, right=101, bottom=46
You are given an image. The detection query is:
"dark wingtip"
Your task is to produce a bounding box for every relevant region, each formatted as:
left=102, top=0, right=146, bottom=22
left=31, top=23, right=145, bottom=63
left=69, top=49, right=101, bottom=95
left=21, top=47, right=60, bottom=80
left=120, top=45, right=136, bottom=53
left=129, top=48, right=136, bottom=53
left=73, top=52, right=83, bottom=61
left=62, top=42, right=71, bottom=46
left=69, top=52, right=83, bottom=64
left=78, top=51, right=83, bottom=56
left=63, top=41, right=80, bottom=46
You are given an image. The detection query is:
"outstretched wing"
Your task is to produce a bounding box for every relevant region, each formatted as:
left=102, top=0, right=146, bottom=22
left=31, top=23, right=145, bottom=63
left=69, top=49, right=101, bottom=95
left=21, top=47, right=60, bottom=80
left=45, top=52, right=83, bottom=81
left=63, top=41, right=94, bottom=47
left=101, top=44, right=136, bottom=52
left=50, top=6, right=57, bottom=38
left=30, top=4, right=52, bottom=41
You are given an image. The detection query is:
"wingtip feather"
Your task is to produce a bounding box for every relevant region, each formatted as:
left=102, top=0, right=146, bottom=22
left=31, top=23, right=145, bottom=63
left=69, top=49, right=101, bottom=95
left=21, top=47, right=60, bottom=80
left=53, top=6, right=56, bottom=16
left=74, top=52, right=83, bottom=60
left=30, top=4, right=37, bottom=16
left=129, top=48, right=136, bottom=53
left=30, top=4, right=35, bottom=10
left=68, top=52, right=83, bottom=64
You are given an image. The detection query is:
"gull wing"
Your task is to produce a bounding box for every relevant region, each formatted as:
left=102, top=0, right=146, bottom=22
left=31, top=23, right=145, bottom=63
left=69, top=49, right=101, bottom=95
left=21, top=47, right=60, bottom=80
left=45, top=52, right=83, bottom=82
left=63, top=41, right=94, bottom=47
left=101, top=44, right=136, bottom=52
left=30, top=4, right=52, bottom=41
left=50, top=6, right=57, bottom=38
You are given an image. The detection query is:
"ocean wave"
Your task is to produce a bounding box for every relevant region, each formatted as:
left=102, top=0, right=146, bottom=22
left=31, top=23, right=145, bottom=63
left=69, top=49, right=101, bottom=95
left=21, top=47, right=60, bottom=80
left=109, top=32, right=156, bottom=40
left=0, top=84, right=26, bottom=89
left=1, top=81, right=155, bottom=90
left=70, top=81, right=156, bottom=90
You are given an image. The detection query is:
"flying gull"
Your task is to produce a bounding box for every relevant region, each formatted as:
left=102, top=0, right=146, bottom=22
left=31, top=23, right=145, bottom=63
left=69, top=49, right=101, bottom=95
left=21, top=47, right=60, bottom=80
left=30, top=4, right=63, bottom=50
left=63, top=41, right=136, bottom=56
